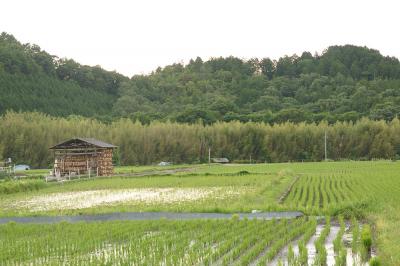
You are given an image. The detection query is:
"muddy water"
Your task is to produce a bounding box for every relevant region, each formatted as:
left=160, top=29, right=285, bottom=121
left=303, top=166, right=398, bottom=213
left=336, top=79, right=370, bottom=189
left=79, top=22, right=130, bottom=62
left=269, top=238, right=300, bottom=266
left=343, top=224, right=375, bottom=266
left=306, top=224, right=325, bottom=265
left=346, top=248, right=366, bottom=266
left=269, top=223, right=334, bottom=266
left=325, top=225, right=340, bottom=266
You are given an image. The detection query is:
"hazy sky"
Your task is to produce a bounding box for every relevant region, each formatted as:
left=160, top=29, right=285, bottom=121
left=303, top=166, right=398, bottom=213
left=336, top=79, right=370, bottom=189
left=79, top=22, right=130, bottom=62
left=1, top=0, right=399, bottom=77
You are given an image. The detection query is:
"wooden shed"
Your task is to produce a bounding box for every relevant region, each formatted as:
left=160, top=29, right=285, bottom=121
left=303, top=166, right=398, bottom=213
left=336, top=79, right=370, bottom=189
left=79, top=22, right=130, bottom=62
left=50, top=138, right=116, bottom=177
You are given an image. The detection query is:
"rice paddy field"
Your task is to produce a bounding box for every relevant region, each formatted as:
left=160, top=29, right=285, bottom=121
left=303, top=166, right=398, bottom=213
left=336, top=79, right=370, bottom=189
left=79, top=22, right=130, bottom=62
left=1, top=161, right=400, bottom=265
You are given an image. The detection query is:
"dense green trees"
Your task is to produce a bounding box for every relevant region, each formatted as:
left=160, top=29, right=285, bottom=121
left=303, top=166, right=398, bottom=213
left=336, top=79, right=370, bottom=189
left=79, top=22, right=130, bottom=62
left=114, top=46, right=400, bottom=123
left=2, top=33, right=400, bottom=167
left=0, top=32, right=126, bottom=118
left=1, top=112, right=400, bottom=168
left=1, top=32, right=400, bottom=123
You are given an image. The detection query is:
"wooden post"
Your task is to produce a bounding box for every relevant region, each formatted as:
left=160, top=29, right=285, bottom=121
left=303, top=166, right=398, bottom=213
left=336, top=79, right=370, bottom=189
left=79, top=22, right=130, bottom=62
left=324, top=130, right=328, bottom=161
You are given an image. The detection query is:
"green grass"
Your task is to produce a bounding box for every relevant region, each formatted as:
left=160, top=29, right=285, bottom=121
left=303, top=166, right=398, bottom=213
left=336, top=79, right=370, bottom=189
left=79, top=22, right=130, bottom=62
left=19, top=169, right=50, bottom=176
left=18, top=164, right=197, bottom=177
left=0, top=179, right=47, bottom=194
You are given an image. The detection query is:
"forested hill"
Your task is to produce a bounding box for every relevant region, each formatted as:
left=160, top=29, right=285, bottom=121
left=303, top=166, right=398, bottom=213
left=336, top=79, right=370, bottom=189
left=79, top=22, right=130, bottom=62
left=118, top=47, right=400, bottom=124
left=1, top=32, right=400, bottom=123
left=0, top=32, right=127, bottom=119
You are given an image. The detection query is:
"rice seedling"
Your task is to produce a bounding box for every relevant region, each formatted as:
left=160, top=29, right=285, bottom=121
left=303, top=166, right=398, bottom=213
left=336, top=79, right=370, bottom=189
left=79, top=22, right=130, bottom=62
left=313, top=216, right=330, bottom=266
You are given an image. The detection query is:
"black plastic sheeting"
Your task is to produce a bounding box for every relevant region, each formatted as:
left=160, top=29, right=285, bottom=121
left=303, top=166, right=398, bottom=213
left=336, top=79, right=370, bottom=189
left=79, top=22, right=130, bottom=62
left=0, top=211, right=303, bottom=224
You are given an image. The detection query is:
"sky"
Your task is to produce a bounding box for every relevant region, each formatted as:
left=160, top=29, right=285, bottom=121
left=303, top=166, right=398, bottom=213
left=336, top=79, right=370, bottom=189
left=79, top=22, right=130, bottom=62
left=1, top=0, right=399, bottom=77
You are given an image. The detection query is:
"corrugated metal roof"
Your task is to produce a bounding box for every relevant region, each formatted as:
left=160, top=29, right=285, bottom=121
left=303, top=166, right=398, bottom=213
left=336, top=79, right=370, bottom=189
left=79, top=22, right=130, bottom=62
left=50, top=138, right=117, bottom=149
left=77, top=138, right=117, bottom=148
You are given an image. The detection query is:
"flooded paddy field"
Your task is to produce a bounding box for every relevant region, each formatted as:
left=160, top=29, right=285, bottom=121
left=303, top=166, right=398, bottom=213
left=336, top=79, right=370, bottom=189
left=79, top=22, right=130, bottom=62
left=0, top=217, right=374, bottom=265
left=1, top=161, right=397, bottom=264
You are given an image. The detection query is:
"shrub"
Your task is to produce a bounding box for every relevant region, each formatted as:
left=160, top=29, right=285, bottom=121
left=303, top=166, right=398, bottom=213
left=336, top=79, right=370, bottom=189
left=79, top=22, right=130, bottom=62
left=0, top=172, right=12, bottom=180
left=369, top=257, right=381, bottom=266
left=0, top=179, right=47, bottom=194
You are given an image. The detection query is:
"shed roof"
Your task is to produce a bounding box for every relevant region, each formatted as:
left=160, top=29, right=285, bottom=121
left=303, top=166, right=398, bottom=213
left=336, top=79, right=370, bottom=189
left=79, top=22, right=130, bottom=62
left=50, top=138, right=117, bottom=149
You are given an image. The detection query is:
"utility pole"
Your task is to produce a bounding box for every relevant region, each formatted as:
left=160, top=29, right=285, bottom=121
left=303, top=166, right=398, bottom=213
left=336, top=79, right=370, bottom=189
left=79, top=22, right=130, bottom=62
left=208, top=147, right=211, bottom=164
left=324, top=130, right=327, bottom=161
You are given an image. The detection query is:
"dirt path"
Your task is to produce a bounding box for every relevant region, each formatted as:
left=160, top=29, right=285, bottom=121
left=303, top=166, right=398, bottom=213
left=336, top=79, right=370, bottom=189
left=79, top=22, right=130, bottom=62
left=278, top=175, right=300, bottom=203
left=115, top=167, right=197, bottom=177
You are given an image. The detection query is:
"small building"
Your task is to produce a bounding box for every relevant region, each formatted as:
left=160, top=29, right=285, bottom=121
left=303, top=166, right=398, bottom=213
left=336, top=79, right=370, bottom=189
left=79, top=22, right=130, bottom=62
left=211, top=158, right=230, bottom=163
left=50, top=138, right=116, bottom=177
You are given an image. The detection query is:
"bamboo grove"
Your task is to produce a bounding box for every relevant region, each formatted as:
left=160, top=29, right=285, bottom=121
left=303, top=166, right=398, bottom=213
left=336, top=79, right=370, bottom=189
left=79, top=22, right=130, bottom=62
left=1, top=112, right=400, bottom=168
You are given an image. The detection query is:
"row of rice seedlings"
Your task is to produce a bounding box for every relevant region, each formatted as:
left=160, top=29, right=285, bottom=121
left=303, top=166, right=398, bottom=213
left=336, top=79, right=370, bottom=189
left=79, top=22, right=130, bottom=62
left=202, top=218, right=265, bottom=265
left=145, top=219, right=255, bottom=265
left=189, top=218, right=251, bottom=265
left=123, top=221, right=201, bottom=265
left=351, top=216, right=360, bottom=254
left=176, top=220, right=231, bottom=264
left=296, top=217, right=318, bottom=265
left=116, top=220, right=243, bottom=265
left=329, top=177, right=345, bottom=204
left=236, top=219, right=300, bottom=265
left=1, top=220, right=254, bottom=265
left=162, top=221, right=226, bottom=265
left=81, top=221, right=200, bottom=265
left=256, top=217, right=314, bottom=265
left=155, top=226, right=205, bottom=264
left=224, top=219, right=286, bottom=265
left=313, top=216, right=331, bottom=266
left=209, top=218, right=268, bottom=264
left=333, top=215, right=346, bottom=266
left=0, top=221, right=130, bottom=264
left=284, top=174, right=377, bottom=216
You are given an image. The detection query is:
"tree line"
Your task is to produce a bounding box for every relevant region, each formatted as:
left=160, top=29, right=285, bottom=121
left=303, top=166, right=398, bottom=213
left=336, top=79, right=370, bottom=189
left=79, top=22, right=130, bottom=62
left=1, top=112, right=399, bottom=168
